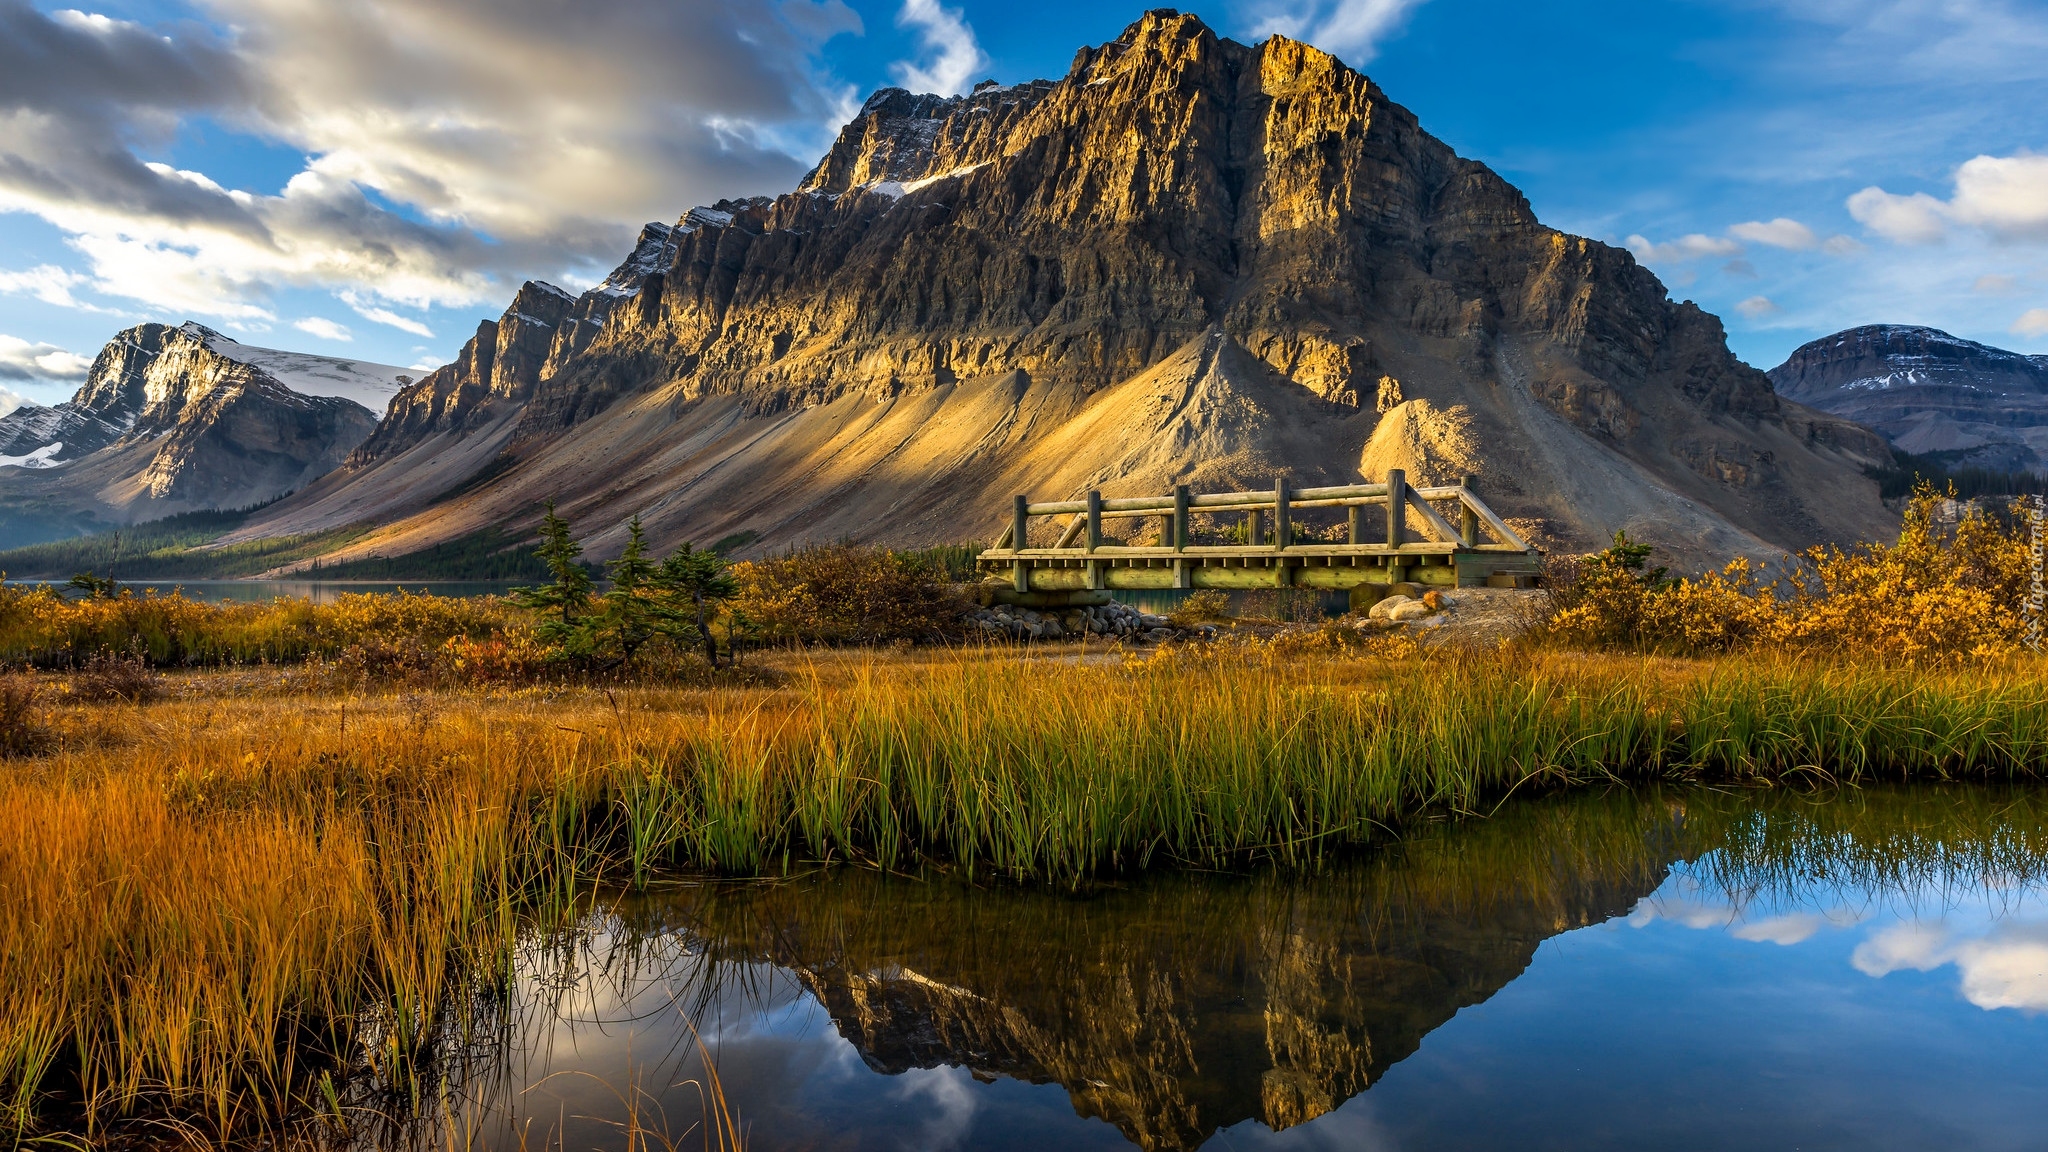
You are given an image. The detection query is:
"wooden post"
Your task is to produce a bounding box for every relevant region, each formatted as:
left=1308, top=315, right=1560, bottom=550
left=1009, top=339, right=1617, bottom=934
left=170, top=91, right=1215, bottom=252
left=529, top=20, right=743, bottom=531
left=1012, top=495, right=1029, bottom=554
left=1459, top=474, right=1480, bottom=548
left=1386, top=468, right=1407, bottom=548
left=1273, top=477, right=1291, bottom=551
left=1090, top=496, right=1107, bottom=590
left=1248, top=507, right=1265, bottom=548
left=1347, top=503, right=1361, bottom=546
left=1173, top=485, right=1191, bottom=554
left=1012, top=493, right=1029, bottom=592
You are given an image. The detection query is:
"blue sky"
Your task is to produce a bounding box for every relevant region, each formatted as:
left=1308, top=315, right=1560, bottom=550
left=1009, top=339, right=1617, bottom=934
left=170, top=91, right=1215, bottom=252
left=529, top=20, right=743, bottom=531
left=2, top=0, right=2046, bottom=407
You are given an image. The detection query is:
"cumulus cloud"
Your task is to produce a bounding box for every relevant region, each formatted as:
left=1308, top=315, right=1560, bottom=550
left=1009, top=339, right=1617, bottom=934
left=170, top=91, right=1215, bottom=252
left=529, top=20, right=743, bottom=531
left=1853, top=920, right=2048, bottom=1012
left=1735, top=295, right=1781, bottom=319
left=1245, top=0, right=1430, bottom=64
left=2014, top=308, right=2048, bottom=338
left=1626, top=233, right=1743, bottom=265
left=890, top=0, right=987, bottom=96
left=0, top=333, right=91, bottom=382
left=293, top=317, right=351, bottom=342
left=1849, top=152, right=2048, bottom=245
left=0, top=0, right=864, bottom=322
left=1730, top=217, right=1819, bottom=250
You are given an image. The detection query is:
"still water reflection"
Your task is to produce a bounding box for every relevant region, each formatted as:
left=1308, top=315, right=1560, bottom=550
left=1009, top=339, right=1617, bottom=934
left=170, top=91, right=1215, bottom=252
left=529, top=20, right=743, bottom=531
left=398, top=787, right=2048, bottom=1151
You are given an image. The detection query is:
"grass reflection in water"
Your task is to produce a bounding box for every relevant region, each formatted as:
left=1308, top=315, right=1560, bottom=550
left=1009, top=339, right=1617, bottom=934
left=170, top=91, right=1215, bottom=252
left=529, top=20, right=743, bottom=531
left=393, top=783, right=2048, bottom=1152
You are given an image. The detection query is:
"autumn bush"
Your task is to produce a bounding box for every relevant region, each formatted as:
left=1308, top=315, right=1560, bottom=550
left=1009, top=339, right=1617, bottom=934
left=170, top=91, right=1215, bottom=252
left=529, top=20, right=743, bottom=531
left=0, top=584, right=520, bottom=669
left=1549, top=486, right=2036, bottom=663
left=726, top=544, right=968, bottom=646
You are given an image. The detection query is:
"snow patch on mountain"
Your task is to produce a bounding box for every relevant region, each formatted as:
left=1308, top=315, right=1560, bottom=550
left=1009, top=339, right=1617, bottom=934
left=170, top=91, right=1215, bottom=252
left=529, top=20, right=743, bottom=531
left=177, top=323, right=407, bottom=412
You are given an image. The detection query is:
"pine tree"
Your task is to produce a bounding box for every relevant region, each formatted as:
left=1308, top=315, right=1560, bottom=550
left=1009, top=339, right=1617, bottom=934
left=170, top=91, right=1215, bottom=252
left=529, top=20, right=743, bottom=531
left=591, top=515, right=664, bottom=667
left=512, top=500, right=595, bottom=657
left=652, top=542, right=737, bottom=667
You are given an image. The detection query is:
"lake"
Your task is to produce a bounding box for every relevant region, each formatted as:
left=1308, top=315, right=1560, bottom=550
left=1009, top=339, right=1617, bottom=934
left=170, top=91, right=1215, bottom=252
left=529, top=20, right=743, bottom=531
left=6, top=579, right=525, bottom=602
left=345, top=785, right=2048, bottom=1151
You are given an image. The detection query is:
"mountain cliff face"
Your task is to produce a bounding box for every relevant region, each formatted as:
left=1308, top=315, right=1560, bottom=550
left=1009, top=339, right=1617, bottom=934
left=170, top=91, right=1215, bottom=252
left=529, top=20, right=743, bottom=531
left=232, top=11, right=1895, bottom=571
left=0, top=323, right=381, bottom=532
left=1768, top=325, right=2048, bottom=474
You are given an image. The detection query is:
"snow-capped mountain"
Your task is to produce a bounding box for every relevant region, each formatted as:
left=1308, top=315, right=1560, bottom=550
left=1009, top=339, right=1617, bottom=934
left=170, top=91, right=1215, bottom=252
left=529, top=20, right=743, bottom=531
left=0, top=322, right=381, bottom=533
left=1768, top=326, right=2048, bottom=474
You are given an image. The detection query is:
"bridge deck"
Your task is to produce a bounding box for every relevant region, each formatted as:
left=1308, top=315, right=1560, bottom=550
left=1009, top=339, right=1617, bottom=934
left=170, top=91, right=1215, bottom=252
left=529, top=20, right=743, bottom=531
left=975, top=471, right=1542, bottom=604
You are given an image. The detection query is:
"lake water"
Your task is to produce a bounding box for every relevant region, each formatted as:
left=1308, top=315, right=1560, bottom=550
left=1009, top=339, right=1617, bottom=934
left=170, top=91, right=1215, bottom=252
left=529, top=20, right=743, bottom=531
left=363, top=785, right=2048, bottom=1151
left=6, top=579, right=523, bottom=602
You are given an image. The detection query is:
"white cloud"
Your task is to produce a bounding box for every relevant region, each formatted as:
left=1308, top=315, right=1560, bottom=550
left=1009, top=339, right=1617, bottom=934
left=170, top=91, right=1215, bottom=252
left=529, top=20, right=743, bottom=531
left=1822, top=234, right=1867, bottom=256
left=1853, top=920, right=2048, bottom=1012
left=1848, top=187, right=1950, bottom=244
left=292, top=316, right=351, bottom=341
left=1627, top=233, right=1743, bottom=265
left=340, top=292, right=434, bottom=338
left=0, top=334, right=92, bottom=383
left=889, top=0, right=987, bottom=96
left=0, top=264, right=95, bottom=309
left=1731, top=217, right=1819, bottom=250
left=1948, top=153, right=2048, bottom=240
left=1848, top=152, right=2048, bottom=246
left=1735, top=295, right=1781, bottom=319
left=0, top=0, right=864, bottom=322
left=1975, top=273, right=2020, bottom=294
left=1245, top=0, right=1430, bottom=64
left=2013, top=308, right=2048, bottom=338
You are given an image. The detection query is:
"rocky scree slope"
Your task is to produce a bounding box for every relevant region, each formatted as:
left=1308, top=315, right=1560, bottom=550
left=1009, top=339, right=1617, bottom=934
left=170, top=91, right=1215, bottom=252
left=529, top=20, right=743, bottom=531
left=1768, top=325, right=2048, bottom=475
left=230, top=11, right=1895, bottom=572
left=0, top=322, right=381, bottom=528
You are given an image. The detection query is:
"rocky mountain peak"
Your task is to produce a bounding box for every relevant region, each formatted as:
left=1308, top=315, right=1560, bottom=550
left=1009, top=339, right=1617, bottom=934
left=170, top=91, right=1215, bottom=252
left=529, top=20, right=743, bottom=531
left=1768, top=324, right=2048, bottom=473
left=231, top=15, right=1897, bottom=572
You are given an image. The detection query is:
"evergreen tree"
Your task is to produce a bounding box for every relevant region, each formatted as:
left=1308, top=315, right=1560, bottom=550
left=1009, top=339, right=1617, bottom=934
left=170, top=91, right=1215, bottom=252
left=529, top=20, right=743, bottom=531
left=590, top=515, right=667, bottom=667
left=652, top=542, right=737, bottom=667
left=512, top=501, right=595, bottom=656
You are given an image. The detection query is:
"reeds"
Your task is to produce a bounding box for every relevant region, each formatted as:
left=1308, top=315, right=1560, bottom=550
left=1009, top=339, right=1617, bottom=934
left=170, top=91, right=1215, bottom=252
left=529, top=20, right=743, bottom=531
left=2, top=646, right=2046, bottom=1143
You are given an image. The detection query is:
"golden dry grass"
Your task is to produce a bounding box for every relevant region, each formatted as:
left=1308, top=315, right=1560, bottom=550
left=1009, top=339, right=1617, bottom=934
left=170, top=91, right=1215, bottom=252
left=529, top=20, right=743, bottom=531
left=3, top=643, right=2046, bottom=1144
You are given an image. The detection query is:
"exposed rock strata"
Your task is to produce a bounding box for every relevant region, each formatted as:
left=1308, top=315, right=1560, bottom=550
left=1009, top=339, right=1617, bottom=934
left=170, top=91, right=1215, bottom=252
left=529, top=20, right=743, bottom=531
left=234, top=11, right=1895, bottom=571
left=1768, top=325, right=2048, bottom=474
left=0, top=323, right=378, bottom=529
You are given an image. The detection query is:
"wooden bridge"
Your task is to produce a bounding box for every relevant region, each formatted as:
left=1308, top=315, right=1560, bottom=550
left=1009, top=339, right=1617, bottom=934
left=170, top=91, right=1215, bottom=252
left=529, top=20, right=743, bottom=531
left=976, top=469, right=1542, bottom=608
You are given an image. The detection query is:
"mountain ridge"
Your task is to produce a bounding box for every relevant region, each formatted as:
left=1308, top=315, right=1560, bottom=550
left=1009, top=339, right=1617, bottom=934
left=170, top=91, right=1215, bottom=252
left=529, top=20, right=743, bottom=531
left=95, top=12, right=1898, bottom=569
left=1768, top=324, right=2048, bottom=475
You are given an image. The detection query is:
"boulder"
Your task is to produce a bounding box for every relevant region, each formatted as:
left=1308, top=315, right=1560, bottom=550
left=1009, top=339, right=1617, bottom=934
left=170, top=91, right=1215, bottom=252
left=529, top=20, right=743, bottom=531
left=1368, top=595, right=1414, bottom=621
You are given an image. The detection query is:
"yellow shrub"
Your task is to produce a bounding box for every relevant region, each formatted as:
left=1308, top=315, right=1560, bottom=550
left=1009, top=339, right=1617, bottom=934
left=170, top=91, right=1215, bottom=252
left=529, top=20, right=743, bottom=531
left=1551, top=489, right=2037, bottom=663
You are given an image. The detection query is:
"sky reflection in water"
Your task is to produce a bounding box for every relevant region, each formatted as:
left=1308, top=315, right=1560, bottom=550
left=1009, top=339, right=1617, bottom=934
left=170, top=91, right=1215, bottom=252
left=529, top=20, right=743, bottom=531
left=423, top=787, right=2048, bottom=1152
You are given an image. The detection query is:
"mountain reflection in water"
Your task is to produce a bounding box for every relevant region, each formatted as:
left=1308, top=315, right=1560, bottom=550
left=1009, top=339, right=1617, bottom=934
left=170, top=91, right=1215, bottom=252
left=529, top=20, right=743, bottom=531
left=388, top=786, right=2048, bottom=1152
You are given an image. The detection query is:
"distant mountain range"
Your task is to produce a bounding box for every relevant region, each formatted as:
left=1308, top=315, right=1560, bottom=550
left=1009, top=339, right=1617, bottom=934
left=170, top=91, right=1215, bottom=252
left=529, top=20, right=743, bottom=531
left=1767, top=325, right=2048, bottom=476
left=0, top=323, right=406, bottom=543
left=2, top=11, right=1907, bottom=570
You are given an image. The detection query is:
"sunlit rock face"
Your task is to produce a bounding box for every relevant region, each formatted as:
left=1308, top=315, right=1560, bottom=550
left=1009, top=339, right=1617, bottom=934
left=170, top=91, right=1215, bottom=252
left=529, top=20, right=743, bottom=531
left=0, top=323, right=378, bottom=523
left=1768, top=325, right=2048, bottom=475
left=244, top=10, right=1894, bottom=572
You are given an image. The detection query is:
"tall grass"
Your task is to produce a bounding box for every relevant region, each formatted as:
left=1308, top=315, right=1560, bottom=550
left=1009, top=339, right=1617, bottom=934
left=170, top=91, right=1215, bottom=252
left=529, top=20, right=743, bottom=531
left=3, top=647, right=2047, bottom=1142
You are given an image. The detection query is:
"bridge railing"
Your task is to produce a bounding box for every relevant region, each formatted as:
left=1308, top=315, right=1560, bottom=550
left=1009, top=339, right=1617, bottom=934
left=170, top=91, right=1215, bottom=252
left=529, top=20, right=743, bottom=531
left=985, top=470, right=1531, bottom=555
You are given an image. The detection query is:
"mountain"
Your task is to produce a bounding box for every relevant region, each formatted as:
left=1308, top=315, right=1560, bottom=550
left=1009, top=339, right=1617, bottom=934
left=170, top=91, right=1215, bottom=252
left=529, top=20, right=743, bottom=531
left=0, top=322, right=388, bottom=539
left=223, top=11, right=1893, bottom=572
left=1767, top=325, right=2048, bottom=474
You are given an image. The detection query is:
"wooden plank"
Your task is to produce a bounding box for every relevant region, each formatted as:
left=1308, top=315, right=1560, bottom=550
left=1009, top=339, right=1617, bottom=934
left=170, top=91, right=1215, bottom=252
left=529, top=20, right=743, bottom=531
left=1055, top=513, right=1086, bottom=549
left=1405, top=488, right=1464, bottom=543
left=1173, top=484, right=1190, bottom=554
left=1347, top=504, right=1361, bottom=545
left=1012, top=495, right=1029, bottom=556
left=1085, top=490, right=1102, bottom=554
